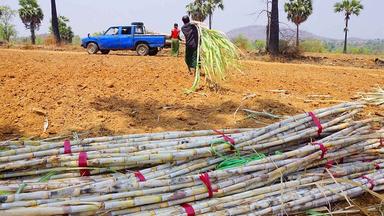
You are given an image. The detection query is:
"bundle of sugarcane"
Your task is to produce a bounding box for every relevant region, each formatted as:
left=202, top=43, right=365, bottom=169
left=0, top=102, right=371, bottom=180
left=356, top=86, right=384, bottom=106
left=188, top=23, right=240, bottom=92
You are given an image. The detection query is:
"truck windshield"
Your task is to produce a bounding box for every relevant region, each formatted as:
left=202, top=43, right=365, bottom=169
left=105, top=27, right=119, bottom=36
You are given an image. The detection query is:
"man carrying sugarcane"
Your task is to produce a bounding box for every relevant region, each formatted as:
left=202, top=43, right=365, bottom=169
left=181, top=15, right=199, bottom=75
left=171, top=23, right=182, bottom=57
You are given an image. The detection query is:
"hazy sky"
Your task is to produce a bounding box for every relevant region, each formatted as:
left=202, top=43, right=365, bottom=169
left=1, top=0, right=383, bottom=39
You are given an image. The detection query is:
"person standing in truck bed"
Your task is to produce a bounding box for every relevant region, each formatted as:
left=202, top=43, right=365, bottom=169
left=181, top=15, right=199, bottom=75
left=171, top=23, right=181, bottom=57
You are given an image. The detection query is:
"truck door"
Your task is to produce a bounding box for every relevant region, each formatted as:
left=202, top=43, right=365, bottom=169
left=98, top=27, right=121, bottom=50
left=120, top=26, right=134, bottom=49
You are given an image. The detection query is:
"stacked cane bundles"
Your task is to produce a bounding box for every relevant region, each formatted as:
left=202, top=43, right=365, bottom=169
left=0, top=102, right=382, bottom=216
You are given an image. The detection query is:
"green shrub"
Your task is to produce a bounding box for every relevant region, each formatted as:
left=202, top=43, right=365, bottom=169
left=300, top=40, right=327, bottom=53
left=254, top=40, right=266, bottom=51
left=232, top=34, right=252, bottom=50
left=35, top=36, right=44, bottom=45
left=72, top=35, right=81, bottom=45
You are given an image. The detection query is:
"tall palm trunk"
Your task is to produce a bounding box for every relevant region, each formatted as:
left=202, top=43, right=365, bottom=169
left=30, top=24, right=36, bottom=45
left=51, top=0, right=61, bottom=44
left=343, top=15, right=349, bottom=54
left=209, top=13, right=212, bottom=29
left=296, top=24, right=300, bottom=47
left=265, top=1, right=271, bottom=51
left=269, top=0, right=279, bottom=55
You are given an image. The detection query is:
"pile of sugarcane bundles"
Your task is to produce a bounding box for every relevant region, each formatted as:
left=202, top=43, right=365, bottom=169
left=0, top=102, right=383, bottom=216
left=356, top=86, right=384, bottom=107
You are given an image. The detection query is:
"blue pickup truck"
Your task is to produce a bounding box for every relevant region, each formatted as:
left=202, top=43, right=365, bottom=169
left=81, top=22, right=166, bottom=56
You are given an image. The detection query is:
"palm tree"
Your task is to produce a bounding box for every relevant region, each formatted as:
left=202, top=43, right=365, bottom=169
left=334, top=0, right=363, bottom=53
left=268, top=0, right=279, bottom=55
left=205, top=0, right=224, bottom=29
left=284, top=0, right=313, bottom=47
left=18, top=0, right=44, bottom=45
left=50, top=0, right=61, bottom=44
left=186, top=0, right=224, bottom=29
left=186, top=0, right=207, bottom=22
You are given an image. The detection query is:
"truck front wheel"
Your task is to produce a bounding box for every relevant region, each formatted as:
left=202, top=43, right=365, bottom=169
left=136, top=44, right=149, bottom=56
left=87, top=42, right=99, bottom=54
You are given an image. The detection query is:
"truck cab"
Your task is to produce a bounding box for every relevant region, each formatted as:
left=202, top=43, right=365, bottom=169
left=81, top=22, right=166, bottom=56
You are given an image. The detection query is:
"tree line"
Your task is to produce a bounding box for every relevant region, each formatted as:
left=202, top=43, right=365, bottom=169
left=0, top=0, right=73, bottom=45
left=186, top=0, right=364, bottom=55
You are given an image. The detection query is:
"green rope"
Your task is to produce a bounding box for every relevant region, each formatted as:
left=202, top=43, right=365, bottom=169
left=210, top=139, right=266, bottom=170
left=209, top=139, right=286, bottom=170
left=216, top=153, right=266, bottom=170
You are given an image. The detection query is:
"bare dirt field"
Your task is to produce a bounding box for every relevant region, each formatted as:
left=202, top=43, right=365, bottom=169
left=0, top=48, right=383, bottom=140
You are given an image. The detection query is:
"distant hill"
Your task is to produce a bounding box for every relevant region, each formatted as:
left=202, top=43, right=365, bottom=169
left=227, top=25, right=336, bottom=41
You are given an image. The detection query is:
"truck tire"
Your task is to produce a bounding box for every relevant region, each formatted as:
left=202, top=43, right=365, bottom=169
left=87, top=42, right=99, bottom=54
left=136, top=44, right=149, bottom=56
left=101, top=50, right=110, bottom=55
left=148, top=48, right=159, bottom=56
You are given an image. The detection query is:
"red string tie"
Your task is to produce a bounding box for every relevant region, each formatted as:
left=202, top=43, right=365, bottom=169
left=181, top=203, right=195, bottom=216
left=63, top=140, right=72, bottom=154
left=309, top=112, right=323, bottom=136
left=78, top=152, right=90, bottom=176
left=375, top=163, right=381, bottom=170
left=213, top=129, right=235, bottom=146
left=362, top=176, right=375, bottom=190
left=199, top=173, right=217, bottom=198
left=134, top=171, right=146, bottom=182
left=213, top=129, right=236, bottom=152
left=314, top=143, right=328, bottom=159
left=323, top=160, right=334, bottom=173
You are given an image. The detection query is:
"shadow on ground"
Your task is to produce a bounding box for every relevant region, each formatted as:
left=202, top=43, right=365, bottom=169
left=89, top=95, right=302, bottom=133
left=0, top=125, right=24, bottom=141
